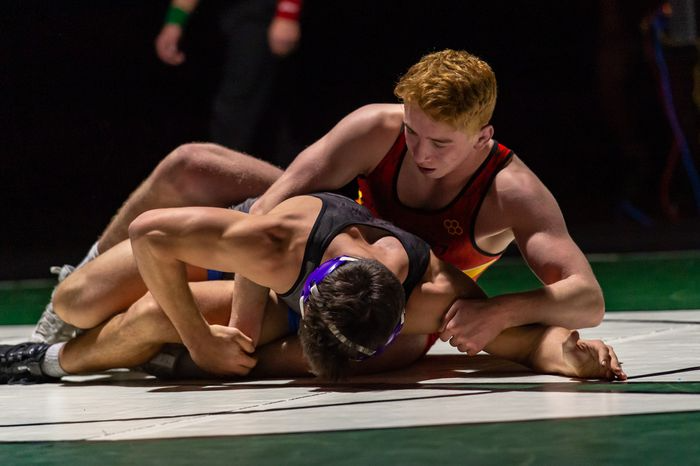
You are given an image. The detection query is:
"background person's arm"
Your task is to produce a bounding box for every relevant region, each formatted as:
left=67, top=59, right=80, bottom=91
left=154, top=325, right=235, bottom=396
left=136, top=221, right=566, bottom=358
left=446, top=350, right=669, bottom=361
left=155, top=0, right=200, bottom=65
left=268, top=0, right=303, bottom=56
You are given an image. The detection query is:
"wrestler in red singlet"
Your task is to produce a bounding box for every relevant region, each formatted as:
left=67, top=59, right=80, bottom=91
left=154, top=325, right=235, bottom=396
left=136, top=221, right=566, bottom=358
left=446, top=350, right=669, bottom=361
left=357, top=130, right=513, bottom=281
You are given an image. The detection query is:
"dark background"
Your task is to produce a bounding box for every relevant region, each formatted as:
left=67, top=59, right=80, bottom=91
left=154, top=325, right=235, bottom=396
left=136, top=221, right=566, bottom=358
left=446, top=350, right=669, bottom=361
left=2, top=0, right=698, bottom=280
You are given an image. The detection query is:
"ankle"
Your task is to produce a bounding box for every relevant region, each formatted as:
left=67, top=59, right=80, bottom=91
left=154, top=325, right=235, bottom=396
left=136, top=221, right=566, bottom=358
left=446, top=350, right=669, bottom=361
left=40, top=342, right=69, bottom=377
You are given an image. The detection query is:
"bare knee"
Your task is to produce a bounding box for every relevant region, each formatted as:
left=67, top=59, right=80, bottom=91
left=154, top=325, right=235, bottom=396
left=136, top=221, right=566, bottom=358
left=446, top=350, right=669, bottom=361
left=148, top=143, right=221, bottom=205
left=150, top=143, right=276, bottom=206
left=53, top=274, right=93, bottom=328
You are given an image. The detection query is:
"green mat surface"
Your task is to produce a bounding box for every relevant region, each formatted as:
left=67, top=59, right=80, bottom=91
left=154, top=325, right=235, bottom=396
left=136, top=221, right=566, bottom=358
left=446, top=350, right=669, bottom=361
left=3, top=409, right=699, bottom=465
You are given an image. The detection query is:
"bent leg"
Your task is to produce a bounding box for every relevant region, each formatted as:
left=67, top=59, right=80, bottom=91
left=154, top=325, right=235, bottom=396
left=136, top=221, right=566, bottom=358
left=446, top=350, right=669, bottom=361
left=53, top=238, right=208, bottom=329
left=98, top=143, right=283, bottom=253
left=59, top=281, right=289, bottom=375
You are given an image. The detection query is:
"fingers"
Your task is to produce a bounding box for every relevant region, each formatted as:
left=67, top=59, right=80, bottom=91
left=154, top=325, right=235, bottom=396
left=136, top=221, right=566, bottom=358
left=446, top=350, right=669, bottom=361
left=438, top=306, right=459, bottom=337
left=604, top=344, right=627, bottom=380
left=443, top=334, right=479, bottom=356
left=154, top=26, right=185, bottom=66
left=158, top=49, right=185, bottom=66
left=234, top=352, right=258, bottom=372
left=592, top=341, right=627, bottom=381
left=234, top=331, right=256, bottom=354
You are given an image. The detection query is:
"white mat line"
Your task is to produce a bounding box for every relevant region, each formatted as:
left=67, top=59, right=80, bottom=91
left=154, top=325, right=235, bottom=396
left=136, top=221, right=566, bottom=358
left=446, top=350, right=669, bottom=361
left=602, top=325, right=699, bottom=343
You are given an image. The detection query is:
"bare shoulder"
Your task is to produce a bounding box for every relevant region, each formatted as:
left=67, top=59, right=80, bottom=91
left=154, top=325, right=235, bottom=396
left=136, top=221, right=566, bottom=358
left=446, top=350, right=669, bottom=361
left=324, top=104, right=404, bottom=174
left=491, top=155, right=561, bottom=215
left=348, top=103, right=404, bottom=128
left=337, top=104, right=404, bottom=141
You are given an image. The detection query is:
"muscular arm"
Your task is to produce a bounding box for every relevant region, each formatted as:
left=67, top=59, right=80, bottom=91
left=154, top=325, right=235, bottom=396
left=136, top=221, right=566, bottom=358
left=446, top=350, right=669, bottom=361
left=442, top=165, right=604, bottom=354
left=128, top=206, right=298, bottom=375
left=250, top=104, right=403, bottom=214
left=234, top=105, right=402, bottom=345
left=228, top=275, right=270, bottom=346
left=409, top=255, right=624, bottom=380
left=499, top=170, right=603, bottom=330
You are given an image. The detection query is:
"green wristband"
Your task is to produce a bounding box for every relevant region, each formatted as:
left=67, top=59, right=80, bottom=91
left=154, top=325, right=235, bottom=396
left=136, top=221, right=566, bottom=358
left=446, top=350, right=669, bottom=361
left=165, top=6, right=190, bottom=26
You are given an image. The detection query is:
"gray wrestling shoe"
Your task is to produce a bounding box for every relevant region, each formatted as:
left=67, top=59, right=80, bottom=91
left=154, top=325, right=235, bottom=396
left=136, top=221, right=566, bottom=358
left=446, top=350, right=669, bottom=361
left=30, top=264, right=82, bottom=344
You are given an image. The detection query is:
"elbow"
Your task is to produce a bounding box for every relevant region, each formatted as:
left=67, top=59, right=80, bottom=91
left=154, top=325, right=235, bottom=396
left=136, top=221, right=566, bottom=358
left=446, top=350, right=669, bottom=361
left=128, top=210, right=165, bottom=244
left=128, top=211, right=153, bottom=243
left=128, top=209, right=172, bottom=258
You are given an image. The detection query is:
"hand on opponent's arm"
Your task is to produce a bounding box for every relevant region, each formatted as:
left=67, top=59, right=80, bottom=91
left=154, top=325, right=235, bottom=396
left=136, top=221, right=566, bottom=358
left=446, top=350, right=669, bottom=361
left=128, top=207, right=272, bottom=376
left=439, top=298, right=508, bottom=356
left=440, top=174, right=604, bottom=355
left=189, top=324, right=257, bottom=376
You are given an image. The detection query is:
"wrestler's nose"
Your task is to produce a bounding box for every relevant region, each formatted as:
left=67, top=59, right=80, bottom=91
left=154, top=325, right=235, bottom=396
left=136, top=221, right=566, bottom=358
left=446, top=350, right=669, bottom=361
left=412, top=141, right=431, bottom=165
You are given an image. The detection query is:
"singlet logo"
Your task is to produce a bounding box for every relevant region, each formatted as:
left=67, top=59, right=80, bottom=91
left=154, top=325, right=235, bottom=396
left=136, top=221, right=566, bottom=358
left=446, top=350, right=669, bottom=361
left=443, top=219, right=463, bottom=236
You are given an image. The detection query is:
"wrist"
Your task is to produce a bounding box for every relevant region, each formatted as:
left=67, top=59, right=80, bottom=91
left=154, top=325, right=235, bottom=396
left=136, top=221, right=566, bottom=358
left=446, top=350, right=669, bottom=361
left=275, top=0, right=302, bottom=21
left=179, top=319, right=211, bottom=352
left=165, top=5, right=190, bottom=26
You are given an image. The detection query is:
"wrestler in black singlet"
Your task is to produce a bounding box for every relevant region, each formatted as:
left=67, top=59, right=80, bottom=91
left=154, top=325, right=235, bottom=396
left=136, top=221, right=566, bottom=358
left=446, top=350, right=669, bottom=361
left=279, top=192, right=431, bottom=314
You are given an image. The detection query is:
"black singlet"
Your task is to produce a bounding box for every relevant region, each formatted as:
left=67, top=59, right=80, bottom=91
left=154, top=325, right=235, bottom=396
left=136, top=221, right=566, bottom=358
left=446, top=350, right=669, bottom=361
left=280, top=192, right=431, bottom=314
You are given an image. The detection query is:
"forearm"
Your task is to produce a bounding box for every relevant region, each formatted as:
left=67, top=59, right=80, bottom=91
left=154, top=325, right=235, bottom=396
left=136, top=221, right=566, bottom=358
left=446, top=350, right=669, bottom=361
left=486, top=274, right=604, bottom=331
left=228, top=275, right=270, bottom=346
left=274, top=0, right=302, bottom=21
left=129, top=231, right=210, bottom=352
left=162, top=0, right=199, bottom=31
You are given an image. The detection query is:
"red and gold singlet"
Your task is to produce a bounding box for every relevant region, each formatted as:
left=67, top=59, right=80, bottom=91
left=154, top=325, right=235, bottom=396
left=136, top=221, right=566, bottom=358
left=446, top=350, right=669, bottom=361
left=357, top=130, right=513, bottom=280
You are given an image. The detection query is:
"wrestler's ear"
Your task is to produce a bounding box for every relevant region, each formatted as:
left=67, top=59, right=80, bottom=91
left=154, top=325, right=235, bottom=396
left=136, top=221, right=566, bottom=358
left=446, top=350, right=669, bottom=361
left=475, top=125, right=494, bottom=149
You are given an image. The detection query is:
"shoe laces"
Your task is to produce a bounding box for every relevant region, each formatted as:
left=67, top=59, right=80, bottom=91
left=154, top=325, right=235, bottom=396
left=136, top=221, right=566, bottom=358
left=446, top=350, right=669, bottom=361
left=50, top=264, right=76, bottom=283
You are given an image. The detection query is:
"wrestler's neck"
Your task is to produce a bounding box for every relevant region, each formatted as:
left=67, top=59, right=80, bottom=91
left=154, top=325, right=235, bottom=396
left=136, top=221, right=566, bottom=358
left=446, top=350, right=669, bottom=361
left=323, top=226, right=409, bottom=283
left=399, top=139, right=493, bottom=209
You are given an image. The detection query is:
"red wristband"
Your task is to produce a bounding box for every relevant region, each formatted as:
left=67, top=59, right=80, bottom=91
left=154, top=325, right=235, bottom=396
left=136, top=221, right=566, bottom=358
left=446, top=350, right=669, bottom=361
left=275, top=0, right=303, bottom=21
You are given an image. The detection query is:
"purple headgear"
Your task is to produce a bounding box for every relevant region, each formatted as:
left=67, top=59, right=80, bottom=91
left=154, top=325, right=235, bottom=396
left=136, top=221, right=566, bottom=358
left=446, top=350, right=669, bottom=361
left=299, top=255, right=405, bottom=360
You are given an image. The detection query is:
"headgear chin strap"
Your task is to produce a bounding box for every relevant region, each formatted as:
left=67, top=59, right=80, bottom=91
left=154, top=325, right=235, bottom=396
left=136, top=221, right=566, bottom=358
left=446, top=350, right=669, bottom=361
left=299, top=255, right=405, bottom=361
